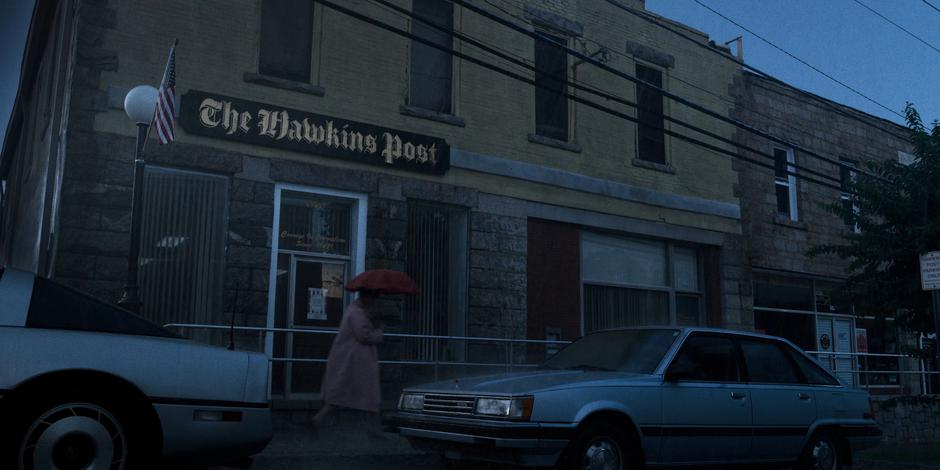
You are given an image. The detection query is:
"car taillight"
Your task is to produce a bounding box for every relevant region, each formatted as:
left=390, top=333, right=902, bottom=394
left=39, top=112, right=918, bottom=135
left=864, top=397, right=877, bottom=420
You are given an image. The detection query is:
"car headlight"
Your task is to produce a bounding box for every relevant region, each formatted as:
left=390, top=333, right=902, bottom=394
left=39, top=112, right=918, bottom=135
left=399, top=393, right=425, bottom=411
left=474, top=396, right=534, bottom=419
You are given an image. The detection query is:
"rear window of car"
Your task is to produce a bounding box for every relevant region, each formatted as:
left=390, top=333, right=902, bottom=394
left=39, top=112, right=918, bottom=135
left=27, top=277, right=180, bottom=338
left=786, top=346, right=840, bottom=386
left=740, top=339, right=802, bottom=384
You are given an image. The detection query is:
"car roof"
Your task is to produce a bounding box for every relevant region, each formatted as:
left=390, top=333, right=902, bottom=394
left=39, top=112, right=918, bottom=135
left=0, top=267, right=35, bottom=327
left=589, top=326, right=793, bottom=343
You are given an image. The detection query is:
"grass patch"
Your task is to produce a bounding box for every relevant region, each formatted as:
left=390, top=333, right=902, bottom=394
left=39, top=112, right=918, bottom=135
left=856, top=443, right=940, bottom=466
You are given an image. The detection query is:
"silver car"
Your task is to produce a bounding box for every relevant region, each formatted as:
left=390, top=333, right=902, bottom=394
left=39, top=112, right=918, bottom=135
left=0, top=268, right=272, bottom=469
left=388, top=327, right=881, bottom=469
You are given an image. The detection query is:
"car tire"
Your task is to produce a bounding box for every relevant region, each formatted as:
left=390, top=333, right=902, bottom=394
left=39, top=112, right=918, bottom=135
left=561, top=422, right=637, bottom=470
left=797, top=431, right=843, bottom=470
left=10, top=392, right=152, bottom=470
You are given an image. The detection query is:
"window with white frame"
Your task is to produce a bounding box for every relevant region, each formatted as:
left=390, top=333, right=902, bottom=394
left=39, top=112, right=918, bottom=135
left=773, top=147, right=798, bottom=220
left=580, top=233, right=703, bottom=333
left=898, top=150, right=917, bottom=166
left=840, top=158, right=860, bottom=233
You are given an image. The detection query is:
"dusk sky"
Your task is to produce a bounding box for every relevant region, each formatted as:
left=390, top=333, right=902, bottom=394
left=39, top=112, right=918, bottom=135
left=2, top=1, right=938, bottom=147
left=646, top=0, right=940, bottom=127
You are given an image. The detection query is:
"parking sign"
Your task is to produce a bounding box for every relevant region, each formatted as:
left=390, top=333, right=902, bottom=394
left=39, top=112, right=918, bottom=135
left=920, top=251, right=940, bottom=290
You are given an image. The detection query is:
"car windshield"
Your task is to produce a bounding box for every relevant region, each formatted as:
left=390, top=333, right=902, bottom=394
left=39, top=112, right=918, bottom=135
left=541, top=329, right=681, bottom=374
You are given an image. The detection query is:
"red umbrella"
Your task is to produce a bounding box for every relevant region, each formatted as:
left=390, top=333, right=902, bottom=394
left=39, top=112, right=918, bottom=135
left=345, top=269, right=419, bottom=295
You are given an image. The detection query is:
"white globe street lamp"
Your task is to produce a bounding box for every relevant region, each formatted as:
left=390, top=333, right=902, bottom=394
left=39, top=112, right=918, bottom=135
left=123, top=85, right=158, bottom=124
left=118, top=85, right=157, bottom=313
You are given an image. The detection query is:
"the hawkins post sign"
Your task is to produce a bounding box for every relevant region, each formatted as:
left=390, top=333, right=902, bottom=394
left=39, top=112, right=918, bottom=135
left=180, top=90, right=449, bottom=175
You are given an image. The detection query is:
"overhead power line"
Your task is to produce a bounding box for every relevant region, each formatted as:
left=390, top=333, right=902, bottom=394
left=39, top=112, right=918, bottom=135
left=924, top=0, right=940, bottom=15
left=853, top=0, right=940, bottom=55
left=368, top=0, right=845, bottom=187
left=445, top=0, right=890, bottom=184
left=690, top=0, right=906, bottom=121
left=603, top=0, right=912, bottom=143
left=315, top=0, right=852, bottom=194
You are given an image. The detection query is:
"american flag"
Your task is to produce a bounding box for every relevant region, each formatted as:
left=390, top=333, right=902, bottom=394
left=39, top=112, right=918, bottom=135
left=153, top=40, right=177, bottom=145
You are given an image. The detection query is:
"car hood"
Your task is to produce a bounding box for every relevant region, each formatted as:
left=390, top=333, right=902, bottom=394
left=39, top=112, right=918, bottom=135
left=406, top=369, right=657, bottom=395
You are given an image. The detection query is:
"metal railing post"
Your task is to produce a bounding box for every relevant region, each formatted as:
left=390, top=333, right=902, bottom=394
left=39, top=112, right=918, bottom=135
left=509, top=340, right=514, bottom=373
left=433, top=338, right=439, bottom=383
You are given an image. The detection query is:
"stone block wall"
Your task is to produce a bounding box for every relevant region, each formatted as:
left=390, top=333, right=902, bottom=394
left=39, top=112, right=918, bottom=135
left=875, top=396, right=940, bottom=443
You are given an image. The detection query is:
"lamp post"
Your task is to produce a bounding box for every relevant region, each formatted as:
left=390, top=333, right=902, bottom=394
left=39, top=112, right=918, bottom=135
left=118, top=85, right=158, bottom=313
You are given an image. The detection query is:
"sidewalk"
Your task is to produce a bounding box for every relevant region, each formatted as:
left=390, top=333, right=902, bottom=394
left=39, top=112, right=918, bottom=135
left=238, top=410, right=443, bottom=470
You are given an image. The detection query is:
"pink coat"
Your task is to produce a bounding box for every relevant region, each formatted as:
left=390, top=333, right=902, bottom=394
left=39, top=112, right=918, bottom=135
left=320, top=300, right=384, bottom=412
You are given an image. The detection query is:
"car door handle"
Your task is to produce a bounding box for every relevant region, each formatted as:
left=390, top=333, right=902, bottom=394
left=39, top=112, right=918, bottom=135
left=730, top=392, right=746, bottom=400
left=798, top=393, right=811, bottom=400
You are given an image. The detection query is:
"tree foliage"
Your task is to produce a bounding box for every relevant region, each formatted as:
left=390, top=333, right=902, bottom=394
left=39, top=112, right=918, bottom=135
left=809, top=104, right=940, bottom=333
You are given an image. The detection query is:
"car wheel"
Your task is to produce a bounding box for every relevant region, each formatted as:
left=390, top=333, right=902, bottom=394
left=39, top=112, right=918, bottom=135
left=565, top=423, right=636, bottom=470
left=15, top=398, right=134, bottom=470
left=798, top=432, right=842, bottom=470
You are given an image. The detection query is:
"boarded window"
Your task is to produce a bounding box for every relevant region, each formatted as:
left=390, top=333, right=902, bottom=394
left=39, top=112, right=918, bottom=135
left=137, top=167, right=228, bottom=342
left=534, top=33, right=568, bottom=141
left=259, top=0, right=313, bottom=83
left=636, top=64, right=665, bottom=163
left=410, top=0, right=453, bottom=114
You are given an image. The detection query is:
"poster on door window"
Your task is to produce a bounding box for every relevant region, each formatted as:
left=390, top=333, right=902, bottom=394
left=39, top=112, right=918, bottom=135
left=307, top=287, right=327, bottom=320
left=856, top=328, right=868, bottom=353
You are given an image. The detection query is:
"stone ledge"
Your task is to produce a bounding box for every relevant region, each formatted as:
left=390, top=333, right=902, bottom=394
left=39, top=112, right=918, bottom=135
left=632, top=158, right=676, bottom=174
left=243, top=72, right=325, bottom=96
left=399, top=104, right=466, bottom=127
left=524, top=5, right=584, bottom=37
left=773, top=213, right=809, bottom=231
left=527, top=133, right=582, bottom=153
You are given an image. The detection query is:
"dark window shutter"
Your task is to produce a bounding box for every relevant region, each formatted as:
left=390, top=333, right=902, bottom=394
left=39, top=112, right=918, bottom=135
left=636, top=64, right=665, bottom=164
left=410, top=0, right=454, bottom=114
left=259, top=0, right=314, bottom=83
left=535, top=34, right=568, bottom=141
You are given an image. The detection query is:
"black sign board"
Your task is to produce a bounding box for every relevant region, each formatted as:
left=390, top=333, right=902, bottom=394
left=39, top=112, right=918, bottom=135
left=179, top=90, right=449, bottom=175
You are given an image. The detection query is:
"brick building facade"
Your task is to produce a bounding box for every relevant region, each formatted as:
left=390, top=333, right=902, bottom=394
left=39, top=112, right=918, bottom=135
left=731, top=71, right=917, bottom=393
left=2, top=0, right=749, bottom=403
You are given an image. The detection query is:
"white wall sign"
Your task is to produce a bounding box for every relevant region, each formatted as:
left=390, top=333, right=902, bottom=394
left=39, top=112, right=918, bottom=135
left=920, top=251, right=940, bottom=290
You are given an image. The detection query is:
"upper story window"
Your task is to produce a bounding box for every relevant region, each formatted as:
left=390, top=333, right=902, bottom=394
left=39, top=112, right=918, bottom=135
left=409, top=0, right=454, bottom=114
left=534, top=33, right=569, bottom=142
left=840, top=158, right=860, bottom=233
left=773, top=147, right=798, bottom=221
left=635, top=63, right=666, bottom=164
left=898, top=150, right=917, bottom=166
left=259, top=0, right=314, bottom=83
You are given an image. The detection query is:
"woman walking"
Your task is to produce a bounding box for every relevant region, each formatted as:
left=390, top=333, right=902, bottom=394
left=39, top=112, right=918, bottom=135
left=314, top=289, right=384, bottom=434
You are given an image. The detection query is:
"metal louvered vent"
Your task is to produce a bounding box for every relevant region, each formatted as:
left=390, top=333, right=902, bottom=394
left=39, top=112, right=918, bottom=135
left=422, top=394, right=476, bottom=416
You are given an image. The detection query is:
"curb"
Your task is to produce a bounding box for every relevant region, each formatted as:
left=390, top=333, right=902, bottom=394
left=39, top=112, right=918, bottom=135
left=853, top=461, right=940, bottom=470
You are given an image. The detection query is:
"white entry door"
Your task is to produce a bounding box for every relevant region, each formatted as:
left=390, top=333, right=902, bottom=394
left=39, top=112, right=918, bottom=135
left=815, top=316, right=856, bottom=386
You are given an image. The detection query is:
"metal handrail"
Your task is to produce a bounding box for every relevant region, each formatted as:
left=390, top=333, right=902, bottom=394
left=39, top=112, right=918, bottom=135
left=163, top=323, right=572, bottom=345
left=166, top=323, right=940, bottom=392
left=163, top=322, right=568, bottom=378
left=807, top=350, right=917, bottom=358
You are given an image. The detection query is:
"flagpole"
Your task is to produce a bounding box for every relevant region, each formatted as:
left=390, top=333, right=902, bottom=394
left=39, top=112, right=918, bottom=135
left=118, top=39, right=177, bottom=313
